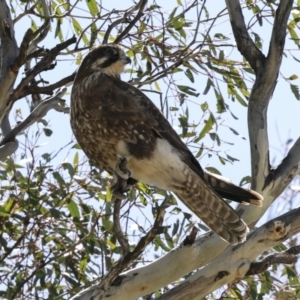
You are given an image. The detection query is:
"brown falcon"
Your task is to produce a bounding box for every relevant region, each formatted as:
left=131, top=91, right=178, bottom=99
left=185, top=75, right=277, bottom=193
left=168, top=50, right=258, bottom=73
left=70, top=44, right=263, bottom=244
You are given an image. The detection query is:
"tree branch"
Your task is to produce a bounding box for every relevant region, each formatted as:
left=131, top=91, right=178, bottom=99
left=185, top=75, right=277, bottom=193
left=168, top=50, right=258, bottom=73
left=102, top=0, right=148, bottom=44
left=156, top=207, right=300, bottom=300
left=26, top=0, right=51, bottom=55
left=20, top=72, right=76, bottom=98
left=0, top=88, right=68, bottom=160
left=246, top=245, right=300, bottom=276
left=9, top=36, right=77, bottom=103
left=73, top=206, right=300, bottom=300
left=0, top=0, right=19, bottom=124
left=114, top=0, right=148, bottom=44
left=263, top=136, right=300, bottom=196
left=235, top=0, right=294, bottom=225
left=225, top=0, right=265, bottom=73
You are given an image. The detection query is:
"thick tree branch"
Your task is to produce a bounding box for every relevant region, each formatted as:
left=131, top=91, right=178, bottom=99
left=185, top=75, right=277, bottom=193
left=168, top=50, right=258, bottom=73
left=73, top=207, right=300, bottom=300
left=156, top=207, right=300, bottom=300
left=263, top=136, right=300, bottom=196
left=0, top=0, right=19, bottom=124
left=225, top=0, right=265, bottom=73
left=10, top=28, right=35, bottom=73
left=234, top=0, right=294, bottom=225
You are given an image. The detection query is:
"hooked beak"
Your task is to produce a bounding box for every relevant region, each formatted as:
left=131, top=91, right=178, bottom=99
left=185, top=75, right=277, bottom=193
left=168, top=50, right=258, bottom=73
left=120, top=55, right=132, bottom=65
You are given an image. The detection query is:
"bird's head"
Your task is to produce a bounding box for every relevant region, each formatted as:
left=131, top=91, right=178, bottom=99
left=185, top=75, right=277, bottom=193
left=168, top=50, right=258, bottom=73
left=78, top=44, right=131, bottom=78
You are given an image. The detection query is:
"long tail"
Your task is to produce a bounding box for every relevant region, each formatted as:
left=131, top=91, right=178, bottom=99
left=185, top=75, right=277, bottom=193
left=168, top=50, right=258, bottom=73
left=173, top=170, right=250, bottom=244
left=203, top=172, right=263, bottom=206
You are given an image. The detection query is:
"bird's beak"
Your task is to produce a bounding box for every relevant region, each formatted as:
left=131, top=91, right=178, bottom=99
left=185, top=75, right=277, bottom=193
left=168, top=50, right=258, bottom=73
left=120, top=55, right=132, bottom=65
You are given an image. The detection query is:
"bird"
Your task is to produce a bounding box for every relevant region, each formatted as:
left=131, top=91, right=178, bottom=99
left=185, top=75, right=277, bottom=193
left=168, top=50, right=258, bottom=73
left=70, top=44, right=263, bottom=244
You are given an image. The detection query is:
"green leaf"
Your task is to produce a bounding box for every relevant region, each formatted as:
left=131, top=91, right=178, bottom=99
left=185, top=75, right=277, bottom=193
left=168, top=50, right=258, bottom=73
left=168, top=7, right=178, bottom=20
left=290, top=84, right=300, bottom=100
left=239, top=176, right=251, bottom=186
left=214, top=89, right=226, bottom=113
left=286, top=266, right=299, bottom=285
left=170, top=107, right=179, bottom=111
left=228, top=127, right=245, bottom=139
left=205, top=167, right=221, bottom=175
left=184, top=68, right=194, bottom=83
left=286, top=74, right=298, bottom=80
left=197, top=113, right=215, bottom=140
left=219, top=50, right=224, bottom=61
left=154, top=81, right=161, bottom=91
left=154, top=236, right=170, bottom=252
left=203, top=78, right=214, bottom=95
left=173, top=17, right=184, bottom=30
left=73, top=152, right=79, bottom=167
left=76, top=52, right=83, bottom=65
left=72, top=18, right=89, bottom=46
left=178, top=116, right=188, bottom=137
left=234, top=93, right=248, bottom=107
left=172, top=219, right=179, bottom=236
left=226, top=154, right=239, bottom=162
left=55, top=19, right=63, bottom=42
left=251, top=32, right=262, bottom=49
left=200, top=102, right=208, bottom=112
left=90, top=23, right=98, bottom=46
left=43, top=128, right=53, bottom=137
left=62, top=163, right=75, bottom=178
left=67, top=199, right=80, bottom=219
left=198, top=223, right=210, bottom=231
left=85, top=0, right=100, bottom=17
left=53, top=171, right=65, bottom=185
left=72, top=143, right=82, bottom=149
left=177, top=85, right=199, bottom=97
left=31, top=20, right=38, bottom=32
left=273, top=243, right=287, bottom=252
left=72, top=17, right=82, bottom=36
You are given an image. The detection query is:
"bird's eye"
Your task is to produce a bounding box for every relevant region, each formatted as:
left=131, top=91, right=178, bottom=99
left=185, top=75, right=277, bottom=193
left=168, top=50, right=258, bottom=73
left=105, top=48, right=118, bottom=56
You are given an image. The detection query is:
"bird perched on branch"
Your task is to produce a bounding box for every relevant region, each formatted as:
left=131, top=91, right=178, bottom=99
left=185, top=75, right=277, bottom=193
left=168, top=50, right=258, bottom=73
left=70, top=44, right=263, bottom=244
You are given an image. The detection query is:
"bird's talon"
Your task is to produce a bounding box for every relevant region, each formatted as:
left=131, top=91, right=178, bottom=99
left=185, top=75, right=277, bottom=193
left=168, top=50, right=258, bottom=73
left=111, top=156, right=131, bottom=197
left=115, top=156, right=131, bottom=180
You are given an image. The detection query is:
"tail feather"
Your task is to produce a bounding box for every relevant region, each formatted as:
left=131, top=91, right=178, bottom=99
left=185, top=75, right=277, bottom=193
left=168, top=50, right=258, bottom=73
left=203, top=172, right=263, bottom=207
left=173, top=170, right=250, bottom=244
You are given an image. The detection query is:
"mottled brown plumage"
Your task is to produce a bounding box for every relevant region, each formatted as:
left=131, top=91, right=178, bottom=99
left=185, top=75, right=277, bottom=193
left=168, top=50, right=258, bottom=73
left=70, top=44, right=263, bottom=244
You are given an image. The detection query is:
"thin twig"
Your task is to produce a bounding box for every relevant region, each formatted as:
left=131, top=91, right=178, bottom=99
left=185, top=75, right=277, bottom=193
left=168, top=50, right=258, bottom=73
left=102, top=0, right=148, bottom=44
left=0, top=88, right=68, bottom=148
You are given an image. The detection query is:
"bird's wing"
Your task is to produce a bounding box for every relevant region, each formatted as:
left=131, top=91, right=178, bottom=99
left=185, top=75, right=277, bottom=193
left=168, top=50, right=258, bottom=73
left=111, top=76, right=205, bottom=175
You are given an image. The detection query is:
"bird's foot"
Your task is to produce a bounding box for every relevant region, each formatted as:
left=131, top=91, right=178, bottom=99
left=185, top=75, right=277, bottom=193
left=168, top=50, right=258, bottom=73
left=114, top=155, right=131, bottom=180
left=111, top=156, right=131, bottom=199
